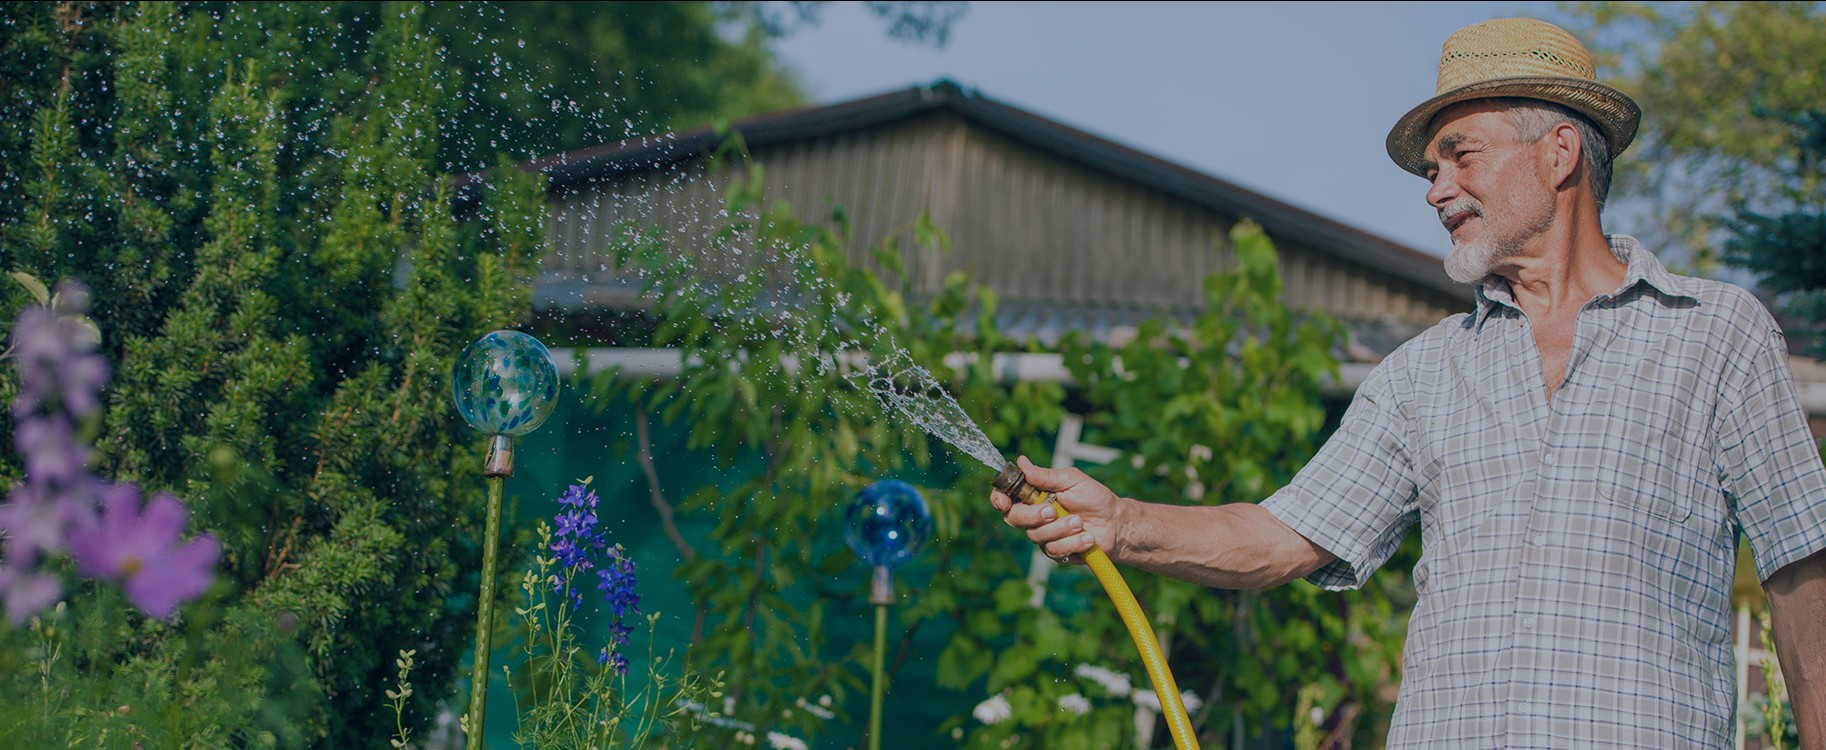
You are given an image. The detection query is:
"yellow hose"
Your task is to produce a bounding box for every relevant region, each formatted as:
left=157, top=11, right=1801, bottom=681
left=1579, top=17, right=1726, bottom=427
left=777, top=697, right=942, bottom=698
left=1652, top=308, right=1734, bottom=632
left=994, top=467, right=1201, bottom=750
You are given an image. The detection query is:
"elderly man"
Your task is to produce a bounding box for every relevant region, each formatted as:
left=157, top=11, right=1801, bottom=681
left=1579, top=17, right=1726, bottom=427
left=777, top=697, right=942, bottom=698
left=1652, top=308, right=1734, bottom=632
left=992, top=17, right=1825, bottom=747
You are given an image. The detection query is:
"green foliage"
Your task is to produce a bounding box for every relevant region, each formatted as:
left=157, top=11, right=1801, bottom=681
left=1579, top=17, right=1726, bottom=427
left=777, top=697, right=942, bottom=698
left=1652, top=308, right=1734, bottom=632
left=1753, top=608, right=1798, bottom=748
left=596, top=146, right=1413, bottom=746
left=1563, top=1, right=1826, bottom=273
left=0, top=2, right=543, bottom=745
left=940, top=221, right=1408, bottom=748
left=736, top=1, right=970, bottom=47
left=594, top=144, right=1064, bottom=747
left=422, top=1, right=806, bottom=172
left=0, top=590, right=320, bottom=748
left=1722, top=110, right=1826, bottom=356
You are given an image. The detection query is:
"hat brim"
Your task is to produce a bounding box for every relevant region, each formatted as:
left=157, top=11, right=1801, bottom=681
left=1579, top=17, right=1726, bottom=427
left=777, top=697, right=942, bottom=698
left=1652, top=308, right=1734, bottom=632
left=1385, top=77, right=1641, bottom=176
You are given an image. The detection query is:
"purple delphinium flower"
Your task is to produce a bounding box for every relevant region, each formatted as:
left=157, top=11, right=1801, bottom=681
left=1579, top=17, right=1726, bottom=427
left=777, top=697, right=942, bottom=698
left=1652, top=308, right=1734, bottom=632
left=546, top=483, right=639, bottom=674
left=594, top=544, right=640, bottom=674
left=0, top=281, right=216, bottom=623
left=9, top=299, right=108, bottom=418
left=548, top=483, right=605, bottom=605
left=0, top=482, right=88, bottom=566
left=66, top=484, right=220, bottom=621
left=14, top=415, right=90, bottom=486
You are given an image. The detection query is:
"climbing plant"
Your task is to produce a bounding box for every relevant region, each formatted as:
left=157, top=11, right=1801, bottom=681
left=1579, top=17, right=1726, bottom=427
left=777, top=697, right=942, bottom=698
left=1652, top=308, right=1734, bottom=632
left=597, top=149, right=1415, bottom=747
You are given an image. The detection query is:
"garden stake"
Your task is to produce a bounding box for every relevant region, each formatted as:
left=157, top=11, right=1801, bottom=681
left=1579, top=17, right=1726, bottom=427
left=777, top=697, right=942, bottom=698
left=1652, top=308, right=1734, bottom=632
left=844, top=480, right=931, bottom=750
left=450, top=330, right=560, bottom=750
left=869, top=566, right=893, bottom=750
left=468, top=443, right=509, bottom=750
left=993, top=463, right=1202, bottom=750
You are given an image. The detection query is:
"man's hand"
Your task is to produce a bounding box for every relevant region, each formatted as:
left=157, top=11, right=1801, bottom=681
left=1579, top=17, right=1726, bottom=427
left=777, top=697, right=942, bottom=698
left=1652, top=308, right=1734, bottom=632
left=988, top=456, right=1334, bottom=588
left=1766, top=547, right=1826, bottom=749
left=988, top=456, right=1122, bottom=565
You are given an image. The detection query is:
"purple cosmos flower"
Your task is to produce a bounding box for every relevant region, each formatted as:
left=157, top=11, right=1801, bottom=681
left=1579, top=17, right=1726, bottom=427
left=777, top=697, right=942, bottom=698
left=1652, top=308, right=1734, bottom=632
left=0, top=565, right=61, bottom=626
left=65, top=484, right=220, bottom=621
left=0, top=281, right=218, bottom=624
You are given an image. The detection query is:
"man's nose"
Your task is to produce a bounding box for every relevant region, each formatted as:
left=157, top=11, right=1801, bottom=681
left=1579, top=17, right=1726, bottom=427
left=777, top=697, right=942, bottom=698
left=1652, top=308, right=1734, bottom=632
left=1425, top=168, right=1457, bottom=209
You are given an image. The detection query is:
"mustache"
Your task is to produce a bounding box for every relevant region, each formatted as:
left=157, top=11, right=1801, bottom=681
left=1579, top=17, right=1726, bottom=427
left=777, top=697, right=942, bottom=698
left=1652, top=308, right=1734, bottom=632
left=1438, top=199, right=1483, bottom=226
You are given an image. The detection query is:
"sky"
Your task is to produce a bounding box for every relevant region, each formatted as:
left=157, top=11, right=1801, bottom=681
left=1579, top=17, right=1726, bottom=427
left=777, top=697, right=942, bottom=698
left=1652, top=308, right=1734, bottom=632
left=767, top=1, right=1567, bottom=259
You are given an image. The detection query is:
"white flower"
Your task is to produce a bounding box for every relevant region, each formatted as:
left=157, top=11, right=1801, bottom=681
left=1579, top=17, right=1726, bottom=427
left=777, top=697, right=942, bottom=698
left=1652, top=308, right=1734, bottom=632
left=1132, top=689, right=1160, bottom=712
left=1073, top=663, right=1132, bottom=697
left=795, top=696, right=836, bottom=720
left=973, top=693, right=1013, bottom=725
left=766, top=731, right=808, bottom=750
left=1057, top=693, right=1091, bottom=715
left=1180, top=691, right=1204, bottom=713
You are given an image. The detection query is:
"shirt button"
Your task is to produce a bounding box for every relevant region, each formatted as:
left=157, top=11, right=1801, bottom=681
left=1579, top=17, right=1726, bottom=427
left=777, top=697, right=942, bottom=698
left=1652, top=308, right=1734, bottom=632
left=1522, top=617, right=1536, bottom=629
left=1518, top=701, right=1532, bottom=714
left=1531, top=534, right=1547, bottom=548
left=1542, top=451, right=1556, bottom=465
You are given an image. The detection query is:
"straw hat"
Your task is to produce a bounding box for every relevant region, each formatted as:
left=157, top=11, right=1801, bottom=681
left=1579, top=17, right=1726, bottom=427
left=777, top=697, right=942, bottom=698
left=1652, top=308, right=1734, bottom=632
left=1386, top=18, right=1640, bottom=176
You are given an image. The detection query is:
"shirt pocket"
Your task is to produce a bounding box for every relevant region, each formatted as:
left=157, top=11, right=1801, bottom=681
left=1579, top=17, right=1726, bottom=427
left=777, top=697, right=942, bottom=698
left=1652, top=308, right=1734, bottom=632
left=1599, top=395, right=1696, bottom=524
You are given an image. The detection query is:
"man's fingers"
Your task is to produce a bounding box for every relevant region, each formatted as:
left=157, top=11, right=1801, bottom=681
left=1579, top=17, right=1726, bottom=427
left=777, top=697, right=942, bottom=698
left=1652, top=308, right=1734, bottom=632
left=1016, top=455, right=1083, bottom=494
left=1001, top=497, right=1060, bottom=528
left=1024, top=514, right=1084, bottom=546
left=1043, top=532, right=1097, bottom=562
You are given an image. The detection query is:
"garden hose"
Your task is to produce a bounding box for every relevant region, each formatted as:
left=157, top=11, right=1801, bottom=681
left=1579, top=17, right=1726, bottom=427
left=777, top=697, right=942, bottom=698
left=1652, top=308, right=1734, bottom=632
left=993, top=464, right=1201, bottom=750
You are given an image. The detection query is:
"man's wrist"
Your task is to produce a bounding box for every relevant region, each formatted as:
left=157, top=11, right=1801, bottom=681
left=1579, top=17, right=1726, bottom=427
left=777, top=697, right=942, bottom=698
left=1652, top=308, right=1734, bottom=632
left=1108, top=494, right=1138, bottom=563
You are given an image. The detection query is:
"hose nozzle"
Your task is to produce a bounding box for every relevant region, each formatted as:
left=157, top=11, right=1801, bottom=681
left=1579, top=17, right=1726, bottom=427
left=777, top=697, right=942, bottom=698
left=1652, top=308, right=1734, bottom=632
left=992, top=463, right=1048, bottom=506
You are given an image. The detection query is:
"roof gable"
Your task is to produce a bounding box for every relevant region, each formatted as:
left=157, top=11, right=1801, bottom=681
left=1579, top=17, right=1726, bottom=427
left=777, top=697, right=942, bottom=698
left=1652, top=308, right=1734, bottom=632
left=518, top=79, right=1467, bottom=304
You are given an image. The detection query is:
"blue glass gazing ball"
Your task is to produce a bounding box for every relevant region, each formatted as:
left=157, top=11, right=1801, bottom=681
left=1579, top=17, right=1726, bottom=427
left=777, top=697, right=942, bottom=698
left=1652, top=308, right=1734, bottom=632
left=451, top=330, right=560, bottom=436
left=844, top=480, right=932, bottom=568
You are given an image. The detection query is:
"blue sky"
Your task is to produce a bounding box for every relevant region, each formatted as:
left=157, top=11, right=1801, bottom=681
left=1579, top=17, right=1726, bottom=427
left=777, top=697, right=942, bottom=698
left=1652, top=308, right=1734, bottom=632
left=768, top=1, right=1566, bottom=258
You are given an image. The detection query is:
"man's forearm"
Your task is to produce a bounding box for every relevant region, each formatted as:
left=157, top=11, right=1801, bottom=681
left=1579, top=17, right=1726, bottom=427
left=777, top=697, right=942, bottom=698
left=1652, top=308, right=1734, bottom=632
left=1111, top=501, right=1335, bottom=589
left=1767, top=548, right=1826, bottom=748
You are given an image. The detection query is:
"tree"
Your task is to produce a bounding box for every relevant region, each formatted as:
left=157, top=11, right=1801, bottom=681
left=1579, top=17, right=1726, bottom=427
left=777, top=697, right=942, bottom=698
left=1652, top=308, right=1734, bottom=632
left=1722, top=110, right=1826, bottom=356
left=1, top=2, right=542, bottom=744
left=422, top=1, right=967, bottom=173
left=1561, top=1, right=1826, bottom=274
left=1, top=2, right=967, bottom=744
left=424, top=1, right=805, bottom=173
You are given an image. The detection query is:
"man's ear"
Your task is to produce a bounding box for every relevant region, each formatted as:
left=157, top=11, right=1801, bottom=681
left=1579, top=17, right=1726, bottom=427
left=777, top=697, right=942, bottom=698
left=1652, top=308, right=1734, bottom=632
left=1546, top=121, right=1583, bottom=192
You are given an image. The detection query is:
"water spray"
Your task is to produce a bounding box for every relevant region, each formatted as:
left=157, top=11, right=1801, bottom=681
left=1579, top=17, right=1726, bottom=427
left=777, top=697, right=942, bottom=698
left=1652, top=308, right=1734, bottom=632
left=991, top=463, right=1202, bottom=750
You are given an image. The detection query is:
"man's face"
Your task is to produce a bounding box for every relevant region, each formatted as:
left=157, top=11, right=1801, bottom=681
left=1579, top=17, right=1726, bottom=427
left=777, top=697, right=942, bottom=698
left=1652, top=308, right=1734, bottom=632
left=1421, top=102, right=1557, bottom=283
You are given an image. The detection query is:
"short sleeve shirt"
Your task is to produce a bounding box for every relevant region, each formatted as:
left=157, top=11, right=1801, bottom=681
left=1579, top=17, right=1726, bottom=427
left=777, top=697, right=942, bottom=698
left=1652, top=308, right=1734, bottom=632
left=1260, top=236, right=1826, bottom=747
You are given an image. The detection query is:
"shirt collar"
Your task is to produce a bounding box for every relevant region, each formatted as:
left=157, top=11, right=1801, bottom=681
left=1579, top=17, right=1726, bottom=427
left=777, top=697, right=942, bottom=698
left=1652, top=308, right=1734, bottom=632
left=1470, top=235, right=1701, bottom=329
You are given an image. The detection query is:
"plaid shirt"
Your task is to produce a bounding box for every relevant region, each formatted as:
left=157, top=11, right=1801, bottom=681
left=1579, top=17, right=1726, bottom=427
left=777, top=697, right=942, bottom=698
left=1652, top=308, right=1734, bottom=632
left=1261, top=236, right=1826, bottom=747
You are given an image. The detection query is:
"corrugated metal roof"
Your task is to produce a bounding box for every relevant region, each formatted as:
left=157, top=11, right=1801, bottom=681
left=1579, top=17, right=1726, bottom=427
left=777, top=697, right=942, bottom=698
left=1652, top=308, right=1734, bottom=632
left=482, top=80, right=1469, bottom=306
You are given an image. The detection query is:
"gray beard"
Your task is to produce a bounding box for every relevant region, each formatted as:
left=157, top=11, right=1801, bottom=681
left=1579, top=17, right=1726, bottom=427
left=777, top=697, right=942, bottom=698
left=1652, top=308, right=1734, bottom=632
left=1444, top=239, right=1503, bottom=284
left=1441, top=198, right=1557, bottom=285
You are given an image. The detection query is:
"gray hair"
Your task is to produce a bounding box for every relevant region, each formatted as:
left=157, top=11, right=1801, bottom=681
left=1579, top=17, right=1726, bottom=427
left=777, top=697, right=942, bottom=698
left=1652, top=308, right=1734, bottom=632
left=1497, top=98, right=1614, bottom=211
